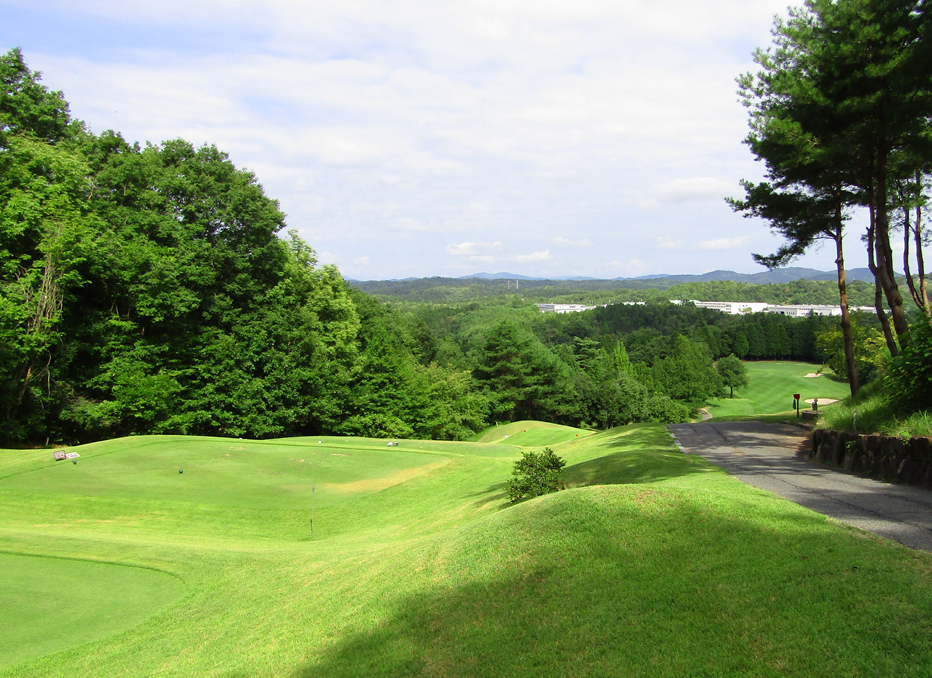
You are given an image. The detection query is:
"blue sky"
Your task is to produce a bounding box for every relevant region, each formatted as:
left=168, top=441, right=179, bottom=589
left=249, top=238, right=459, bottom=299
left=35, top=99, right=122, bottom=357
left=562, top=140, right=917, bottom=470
left=2, top=0, right=915, bottom=280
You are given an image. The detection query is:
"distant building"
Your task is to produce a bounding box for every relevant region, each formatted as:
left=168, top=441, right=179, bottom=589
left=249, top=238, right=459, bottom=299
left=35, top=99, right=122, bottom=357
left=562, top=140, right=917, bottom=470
left=766, top=304, right=843, bottom=317
left=537, top=299, right=875, bottom=317
left=536, top=303, right=598, bottom=314
left=671, top=300, right=867, bottom=317
left=692, top=301, right=770, bottom=315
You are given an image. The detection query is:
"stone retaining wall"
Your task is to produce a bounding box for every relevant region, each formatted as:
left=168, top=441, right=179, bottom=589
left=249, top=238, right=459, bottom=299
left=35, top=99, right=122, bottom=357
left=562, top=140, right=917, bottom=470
left=810, top=429, right=932, bottom=487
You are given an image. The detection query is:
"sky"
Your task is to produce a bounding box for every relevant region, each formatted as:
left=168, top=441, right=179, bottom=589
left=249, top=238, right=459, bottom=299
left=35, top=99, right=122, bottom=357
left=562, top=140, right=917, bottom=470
left=2, top=0, right=924, bottom=280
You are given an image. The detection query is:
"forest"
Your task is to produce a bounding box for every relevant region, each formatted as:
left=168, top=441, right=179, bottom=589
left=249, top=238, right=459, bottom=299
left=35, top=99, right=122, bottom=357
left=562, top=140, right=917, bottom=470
left=0, top=48, right=884, bottom=447
left=354, top=274, right=880, bottom=306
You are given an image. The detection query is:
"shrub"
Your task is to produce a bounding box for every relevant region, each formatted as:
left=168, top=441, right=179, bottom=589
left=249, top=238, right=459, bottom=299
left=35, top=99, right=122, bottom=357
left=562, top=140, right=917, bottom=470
left=507, top=447, right=566, bottom=503
left=887, top=314, right=932, bottom=412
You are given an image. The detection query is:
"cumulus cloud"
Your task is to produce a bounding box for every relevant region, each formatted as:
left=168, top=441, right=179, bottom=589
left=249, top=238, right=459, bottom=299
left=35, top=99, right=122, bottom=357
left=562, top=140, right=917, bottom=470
left=446, top=241, right=503, bottom=256
left=696, top=236, right=749, bottom=250
left=512, top=250, right=552, bottom=263
left=353, top=255, right=371, bottom=265
left=14, top=0, right=851, bottom=278
left=655, top=237, right=682, bottom=249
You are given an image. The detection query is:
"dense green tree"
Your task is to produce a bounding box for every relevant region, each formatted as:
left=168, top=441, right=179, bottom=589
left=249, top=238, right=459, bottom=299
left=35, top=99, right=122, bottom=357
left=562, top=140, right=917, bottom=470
left=887, top=312, right=932, bottom=411
left=737, top=0, right=932, bottom=352
left=0, top=48, right=81, bottom=145
left=716, top=355, right=750, bottom=398
left=733, top=331, right=750, bottom=359
left=507, top=447, right=566, bottom=503
left=651, top=335, right=724, bottom=405
left=814, top=313, right=888, bottom=384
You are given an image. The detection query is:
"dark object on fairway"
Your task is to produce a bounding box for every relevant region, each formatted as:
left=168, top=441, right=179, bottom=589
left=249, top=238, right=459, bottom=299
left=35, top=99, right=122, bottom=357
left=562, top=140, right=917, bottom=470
left=179, top=469, right=184, bottom=474
left=72, top=460, right=77, bottom=465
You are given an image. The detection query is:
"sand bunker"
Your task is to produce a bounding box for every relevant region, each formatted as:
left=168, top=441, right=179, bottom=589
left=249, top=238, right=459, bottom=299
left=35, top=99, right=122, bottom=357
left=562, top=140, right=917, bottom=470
left=804, top=373, right=823, bottom=378
left=804, top=398, right=839, bottom=405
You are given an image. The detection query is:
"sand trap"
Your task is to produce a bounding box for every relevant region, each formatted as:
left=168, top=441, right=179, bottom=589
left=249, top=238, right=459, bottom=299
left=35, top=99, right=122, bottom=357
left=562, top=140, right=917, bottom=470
left=804, top=373, right=823, bottom=378
left=805, top=398, right=838, bottom=405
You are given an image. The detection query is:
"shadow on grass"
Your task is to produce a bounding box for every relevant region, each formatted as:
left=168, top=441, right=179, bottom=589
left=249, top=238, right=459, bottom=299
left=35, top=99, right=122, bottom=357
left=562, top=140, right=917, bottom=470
left=562, top=425, right=716, bottom=488
left=467, top=481, right=510, bottom=509
left=290, top=489, right=932, bottom=678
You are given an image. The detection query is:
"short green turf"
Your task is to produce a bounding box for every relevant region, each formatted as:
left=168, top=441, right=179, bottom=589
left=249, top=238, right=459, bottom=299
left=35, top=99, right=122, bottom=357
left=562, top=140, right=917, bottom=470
left=708, top=361, right=851, bottom=419
left=2, top=423, right=931, bottom=677
left=0, top=436, right=454, bottom=510
left=478, top=420, right=595, bottom=446
left=0, top=553, right=184, bottom=668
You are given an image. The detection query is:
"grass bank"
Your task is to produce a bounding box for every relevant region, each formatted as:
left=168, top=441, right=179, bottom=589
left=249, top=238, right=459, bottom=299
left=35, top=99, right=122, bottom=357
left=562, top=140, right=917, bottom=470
left=2, top=422, right=931, bottom=677
left=817, top=378, right=932, bottom=438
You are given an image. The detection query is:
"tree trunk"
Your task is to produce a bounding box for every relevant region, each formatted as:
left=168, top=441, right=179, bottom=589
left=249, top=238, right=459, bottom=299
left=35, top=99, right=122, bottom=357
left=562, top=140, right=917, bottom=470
left=903, top=179, right=931, bottom=315
left=867, top=222, right=899, bottom=358
left=8, top=253, right=63, bottom=424
left=874, top=151, right=911, bottom=347
left=833, top=222, right=859, bottom=397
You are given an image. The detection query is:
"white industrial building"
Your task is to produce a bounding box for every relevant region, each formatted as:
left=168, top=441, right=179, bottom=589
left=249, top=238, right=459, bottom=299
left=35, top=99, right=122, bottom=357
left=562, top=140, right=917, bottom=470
left=536, top=299, right=873, bottom=316
left=766, top=304, right=843, bottom=317
left=692, top=301, right=771, bottom=314
left=536, top=303, right=599, bottom=313
left=535, top=301, right=643, bottom=314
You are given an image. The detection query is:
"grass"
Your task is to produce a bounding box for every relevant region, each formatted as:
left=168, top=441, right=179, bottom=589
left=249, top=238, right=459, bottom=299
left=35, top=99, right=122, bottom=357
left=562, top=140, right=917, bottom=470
left=707, top=361, right=852, bottom=420
left=477, top=420, right=595, bottom=446
left=2, top=424, right=932, bottom=677
left=817, top=378, right=932, bottom=438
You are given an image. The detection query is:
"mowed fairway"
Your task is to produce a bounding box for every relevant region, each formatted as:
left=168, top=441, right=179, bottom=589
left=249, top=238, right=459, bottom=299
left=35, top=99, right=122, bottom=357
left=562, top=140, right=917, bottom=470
left=707, top=361, right=852, bottom=418
left=477, top=420, right=595, bottom=446
left=2, top=423, right=932, bottom=677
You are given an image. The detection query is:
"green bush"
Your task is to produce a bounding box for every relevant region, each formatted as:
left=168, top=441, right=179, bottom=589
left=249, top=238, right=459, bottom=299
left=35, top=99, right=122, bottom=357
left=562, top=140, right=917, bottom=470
left=507, top=447, right=566, bottom=503
left=887, top=315, right=932, bottom=412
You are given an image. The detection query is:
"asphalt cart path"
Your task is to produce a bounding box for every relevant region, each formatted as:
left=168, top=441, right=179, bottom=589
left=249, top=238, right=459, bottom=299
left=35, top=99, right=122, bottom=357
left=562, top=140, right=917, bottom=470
left=668, top=421, right=932, bottom=552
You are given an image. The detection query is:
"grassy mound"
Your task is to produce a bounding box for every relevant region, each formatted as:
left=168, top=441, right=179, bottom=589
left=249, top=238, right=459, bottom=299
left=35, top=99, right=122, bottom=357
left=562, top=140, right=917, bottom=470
left=477, top=420, right=594, bottom=446
left=2, top=424, right=931, bottom=676
left=707, top=361, right=851, bottom=419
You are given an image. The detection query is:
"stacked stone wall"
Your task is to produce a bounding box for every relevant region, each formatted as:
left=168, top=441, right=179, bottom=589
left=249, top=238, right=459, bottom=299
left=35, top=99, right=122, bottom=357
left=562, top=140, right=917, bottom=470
left=810, top=429, right=932, bottom=487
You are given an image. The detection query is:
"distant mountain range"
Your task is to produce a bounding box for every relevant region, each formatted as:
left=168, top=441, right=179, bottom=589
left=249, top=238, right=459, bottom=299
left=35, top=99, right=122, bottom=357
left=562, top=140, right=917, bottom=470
left=455, top=267, right=875, bottom=284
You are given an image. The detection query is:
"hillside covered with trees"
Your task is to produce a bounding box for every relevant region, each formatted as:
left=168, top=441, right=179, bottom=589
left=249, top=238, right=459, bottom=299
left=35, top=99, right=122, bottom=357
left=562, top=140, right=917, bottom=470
left=353, top=275, right=880, bottom=307
left=0, top=48, right=880, bottom=447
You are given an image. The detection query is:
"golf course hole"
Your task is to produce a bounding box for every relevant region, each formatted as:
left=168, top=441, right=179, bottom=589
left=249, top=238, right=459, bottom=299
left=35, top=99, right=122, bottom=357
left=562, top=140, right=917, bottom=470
left=0, top=553, right=185, bottom=669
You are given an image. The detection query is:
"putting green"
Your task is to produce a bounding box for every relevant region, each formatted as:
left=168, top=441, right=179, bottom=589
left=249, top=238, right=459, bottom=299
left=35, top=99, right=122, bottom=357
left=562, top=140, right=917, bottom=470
left=0, top=553, right=184, bottom=669
left=707, top=361, right=851, bottom=418
left=0, top=436, right=451, bottom=510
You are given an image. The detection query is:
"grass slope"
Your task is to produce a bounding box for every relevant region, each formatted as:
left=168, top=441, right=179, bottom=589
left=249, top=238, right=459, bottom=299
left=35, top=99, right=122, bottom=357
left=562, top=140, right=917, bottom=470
left=708, top=361, right=851, bottom=419
left=2, top=425, right=931, bottom=677
left=477, top=420, right=595, bottom=446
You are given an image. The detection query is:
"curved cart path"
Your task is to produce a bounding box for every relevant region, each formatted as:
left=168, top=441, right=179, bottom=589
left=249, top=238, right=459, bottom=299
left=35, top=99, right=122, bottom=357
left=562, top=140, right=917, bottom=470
left=668, top=421, right=932, bottom=552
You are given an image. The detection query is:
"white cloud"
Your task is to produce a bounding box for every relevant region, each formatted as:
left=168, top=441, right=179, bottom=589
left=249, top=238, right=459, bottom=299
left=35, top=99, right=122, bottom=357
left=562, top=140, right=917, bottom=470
left=512, top=250, right=552, bottom=263
left=11, top=0, right=887, bottom=278
left=608, top=259, right=647, bottom=276
left=553, top=236, right=591, bottom=247
left=354, top=255, right=371, bottom=265
left=654, top=177, right=736, bottom=205
left=446, top=241, right=503, bottom=256
left=696, top=236, right=749, bottom=250
left=655, top=237, right=681, bottom=250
